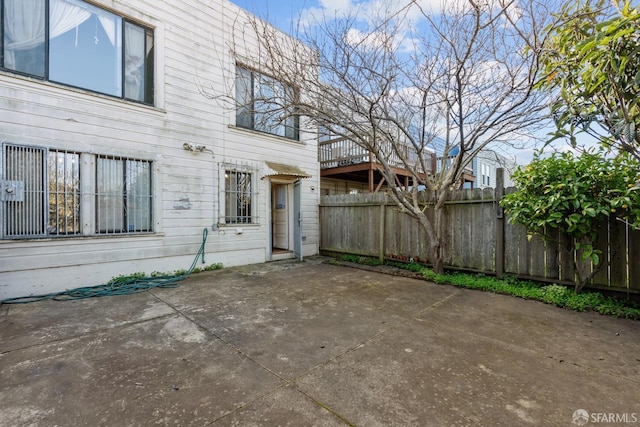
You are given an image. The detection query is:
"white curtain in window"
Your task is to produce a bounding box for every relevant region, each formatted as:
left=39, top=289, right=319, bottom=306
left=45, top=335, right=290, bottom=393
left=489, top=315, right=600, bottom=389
left=51, top=0, right=118, bottom=46
left=4, top=0, right=120, bottom=69
left=97, top=16, right=116, bottom=46
left=124, top=23, right=145, bottom=100
left=97, top=158, right=124, bottom=232
left=49, top=0, right=90, bottom=42
left=3, top=0, right=45, bottom=68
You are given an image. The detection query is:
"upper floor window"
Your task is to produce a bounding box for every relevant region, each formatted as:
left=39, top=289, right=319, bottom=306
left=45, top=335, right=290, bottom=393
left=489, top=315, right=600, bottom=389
left=481, top=163, right=490, bottom=187
left=1, top=0, right=154, bottom=105
left=235, top=66, right=299, bottom=141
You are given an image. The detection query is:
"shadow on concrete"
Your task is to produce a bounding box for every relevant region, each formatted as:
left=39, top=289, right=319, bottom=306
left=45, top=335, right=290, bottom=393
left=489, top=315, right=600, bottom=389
left=1, top=257, right=639, bottom=426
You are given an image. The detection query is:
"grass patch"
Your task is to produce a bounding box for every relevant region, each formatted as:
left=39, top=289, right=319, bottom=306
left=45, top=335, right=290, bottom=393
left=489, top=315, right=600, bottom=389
left=340, top=254, right=383, bottom=266
left=333, top=255, right=640, bottom=320
left=112, top=263, right=224, bottom=283
left=204, top=263, right=224, bottom=271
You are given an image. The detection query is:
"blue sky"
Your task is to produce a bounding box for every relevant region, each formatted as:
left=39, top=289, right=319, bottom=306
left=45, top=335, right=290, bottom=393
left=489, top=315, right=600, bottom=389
left=229, top=0, right=318, bottom=31
left=227, top=0, right=582, bottom=165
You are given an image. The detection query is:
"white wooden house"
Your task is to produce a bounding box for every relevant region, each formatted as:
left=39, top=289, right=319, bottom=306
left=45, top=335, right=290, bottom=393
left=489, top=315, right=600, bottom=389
left=471, top=149, right=518, bottom=189
left=0, top=0, right=320, bottom=299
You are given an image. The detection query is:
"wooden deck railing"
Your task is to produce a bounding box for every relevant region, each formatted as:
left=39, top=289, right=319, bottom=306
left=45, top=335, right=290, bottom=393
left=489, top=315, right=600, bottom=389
left=318, top=138, right=435, bottom=174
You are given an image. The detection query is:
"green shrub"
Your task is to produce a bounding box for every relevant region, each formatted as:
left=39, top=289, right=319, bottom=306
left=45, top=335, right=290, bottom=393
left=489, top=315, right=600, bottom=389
left=341, top=254, right=361, bottom=263
left=422, top=269, right=437, bottom=281
left=204, top=263, right=224, bottom=271
left=340, top=254, right=383, bottom=266
left=541, top=284, right=573, bottom=306
left=404, top=262, right=423, bottom=272
left=108, top=272, right=146, bottom=284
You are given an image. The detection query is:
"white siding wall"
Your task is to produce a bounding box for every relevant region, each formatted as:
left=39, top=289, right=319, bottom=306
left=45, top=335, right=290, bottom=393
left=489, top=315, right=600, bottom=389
left=0, top=0, right=320, bottom=299
left=473, top=151, right=517, bottom=189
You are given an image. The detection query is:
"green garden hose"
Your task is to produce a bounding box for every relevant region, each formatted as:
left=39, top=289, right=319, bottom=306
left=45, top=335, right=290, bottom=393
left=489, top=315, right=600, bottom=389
left=1, top=228, right=209, bottom=304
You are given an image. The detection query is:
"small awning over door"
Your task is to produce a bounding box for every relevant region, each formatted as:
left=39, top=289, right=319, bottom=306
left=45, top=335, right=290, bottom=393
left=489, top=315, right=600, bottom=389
left=262, top=162, right=312, bottom=180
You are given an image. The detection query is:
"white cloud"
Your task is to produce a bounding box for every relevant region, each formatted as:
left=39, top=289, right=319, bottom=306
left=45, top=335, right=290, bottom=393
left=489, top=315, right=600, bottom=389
left=297, top=0, right=540, bottom=162
left=319, top=0, right=355, bottom=16
left=343, top=27, right=402, bottom=51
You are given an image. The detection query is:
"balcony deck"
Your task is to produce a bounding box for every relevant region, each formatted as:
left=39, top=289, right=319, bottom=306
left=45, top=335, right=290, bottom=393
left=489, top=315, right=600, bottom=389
left=319, top=137, right=474, bottom=192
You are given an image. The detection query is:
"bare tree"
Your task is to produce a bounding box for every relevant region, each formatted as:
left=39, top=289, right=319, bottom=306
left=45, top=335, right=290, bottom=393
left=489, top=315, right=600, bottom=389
left=216, top=0, right=557, bottom=273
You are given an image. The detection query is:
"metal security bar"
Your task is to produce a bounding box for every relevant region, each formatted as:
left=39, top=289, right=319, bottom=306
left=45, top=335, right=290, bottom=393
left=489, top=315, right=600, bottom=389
left=96, top=155, right=152, bottom=234
left=1, top=144, right=82, bottom=238
left=48, top=150, right=81, bottom=235
left=222, top=161, right=258, bottom=224
left=2, top=144, right=47, bottom=238
left=2, top=144, right=153, bottom=239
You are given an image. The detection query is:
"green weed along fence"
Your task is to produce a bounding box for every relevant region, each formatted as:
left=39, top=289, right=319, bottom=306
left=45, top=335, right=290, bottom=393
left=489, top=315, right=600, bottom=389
left=319, top=190, right=640, bottom=294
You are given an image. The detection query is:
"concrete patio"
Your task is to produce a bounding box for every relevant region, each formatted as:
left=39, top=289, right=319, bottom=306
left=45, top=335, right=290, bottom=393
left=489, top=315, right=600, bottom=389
left=1, top=257, right=639, bottom=426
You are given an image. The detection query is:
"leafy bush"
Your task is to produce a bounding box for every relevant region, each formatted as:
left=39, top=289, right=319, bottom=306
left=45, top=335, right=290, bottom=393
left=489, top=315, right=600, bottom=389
left=204, top=263, right=224, bottom=271
left=340, top=254, right=382, bottom=266
left=108, top=272, right=146, bottom=284
left=541, top=284, right=573, bottom=306
left=341, top=254, right=361, bottom=263
left=500, top=149, right=640, bottom=293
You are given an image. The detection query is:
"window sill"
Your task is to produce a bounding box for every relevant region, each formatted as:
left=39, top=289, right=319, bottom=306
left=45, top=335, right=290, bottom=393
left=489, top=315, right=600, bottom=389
left=228, top=125, right=306, bottom=146
left=0, top=71, right=165, bottom=115
left=0, top=232, right=164, bottom=243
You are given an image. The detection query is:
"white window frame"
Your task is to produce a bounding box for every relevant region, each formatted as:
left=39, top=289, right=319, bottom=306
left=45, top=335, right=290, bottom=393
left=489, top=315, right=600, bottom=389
left=95, top=154, right=153, bottom=234
left=235, top=65, right=299, bottom=141
left=1, top=0, right=155, bottom=105
left=219, top=162, right=259, bottom=225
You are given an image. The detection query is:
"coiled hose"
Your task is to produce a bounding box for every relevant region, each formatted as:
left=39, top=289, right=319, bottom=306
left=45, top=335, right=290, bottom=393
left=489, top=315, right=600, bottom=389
left=1, top=228, right=209, bottom=304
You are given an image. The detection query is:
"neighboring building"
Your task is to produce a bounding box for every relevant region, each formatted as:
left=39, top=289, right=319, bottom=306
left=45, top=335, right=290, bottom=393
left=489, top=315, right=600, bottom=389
left=432, top=138, right=476, bottom=189
left=471, top=149, right=518, bottom=189
left=0, top=0, right=319, bottom=299
left=318, top=135, right=433, bottom=195
left=319, top=134, right=474, bottom=195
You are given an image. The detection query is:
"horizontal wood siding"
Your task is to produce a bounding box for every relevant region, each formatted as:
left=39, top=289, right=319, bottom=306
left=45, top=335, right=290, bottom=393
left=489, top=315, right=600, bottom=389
left=0, top=0, right=320, bottom=299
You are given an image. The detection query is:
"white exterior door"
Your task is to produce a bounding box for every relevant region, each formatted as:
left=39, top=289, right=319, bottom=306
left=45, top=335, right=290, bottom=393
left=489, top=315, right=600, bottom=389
left=272, top=184, right=288, bottom=249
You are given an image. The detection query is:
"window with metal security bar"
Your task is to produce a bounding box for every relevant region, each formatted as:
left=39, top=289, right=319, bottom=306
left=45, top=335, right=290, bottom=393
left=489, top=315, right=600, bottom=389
left=1, top=143, right=153, bottom=239
left=96, top=155, right=153, bottom=234
left=223, top=168, right=257, bottom=224
left=49, top=149, right=81, bottom=235
left=1, top=144, right=80, bottom=238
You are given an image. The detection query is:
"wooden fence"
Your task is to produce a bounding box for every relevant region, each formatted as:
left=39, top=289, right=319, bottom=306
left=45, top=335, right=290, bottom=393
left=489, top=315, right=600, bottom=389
left=319, top=181, right=640, bottom=294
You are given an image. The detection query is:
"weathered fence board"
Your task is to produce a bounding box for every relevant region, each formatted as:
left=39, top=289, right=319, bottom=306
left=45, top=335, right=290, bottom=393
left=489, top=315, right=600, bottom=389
left=592, top=222, right=610, bottom=287
left=544, top=229, right=560, bottom=280
left=560, top=232, right=576, bottom=284
left=610, top=220, right=628, bottom=289
left=629, top=227, right=640, bottom=292
left=319, top=186, right=639, bottom=294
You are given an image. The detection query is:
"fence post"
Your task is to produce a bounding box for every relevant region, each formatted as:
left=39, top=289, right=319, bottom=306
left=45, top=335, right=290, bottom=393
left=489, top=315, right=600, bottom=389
left=496, top=168, right=505, bottom=278
left=379, top=201, right=386, bottom=263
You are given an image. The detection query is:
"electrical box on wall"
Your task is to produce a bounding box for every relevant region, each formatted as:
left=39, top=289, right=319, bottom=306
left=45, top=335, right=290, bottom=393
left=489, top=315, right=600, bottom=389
left=0, top=180, right=24, bottom=202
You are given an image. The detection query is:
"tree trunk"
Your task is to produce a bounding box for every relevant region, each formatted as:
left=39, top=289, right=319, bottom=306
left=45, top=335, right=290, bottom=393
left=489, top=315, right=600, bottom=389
left=431, top=240, right=445, bottom=274
left=430, top=191, right=449, bottom=274
left=574, top=257, right=591, bottom=294
left=573, top=236, right=594, bottom=294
